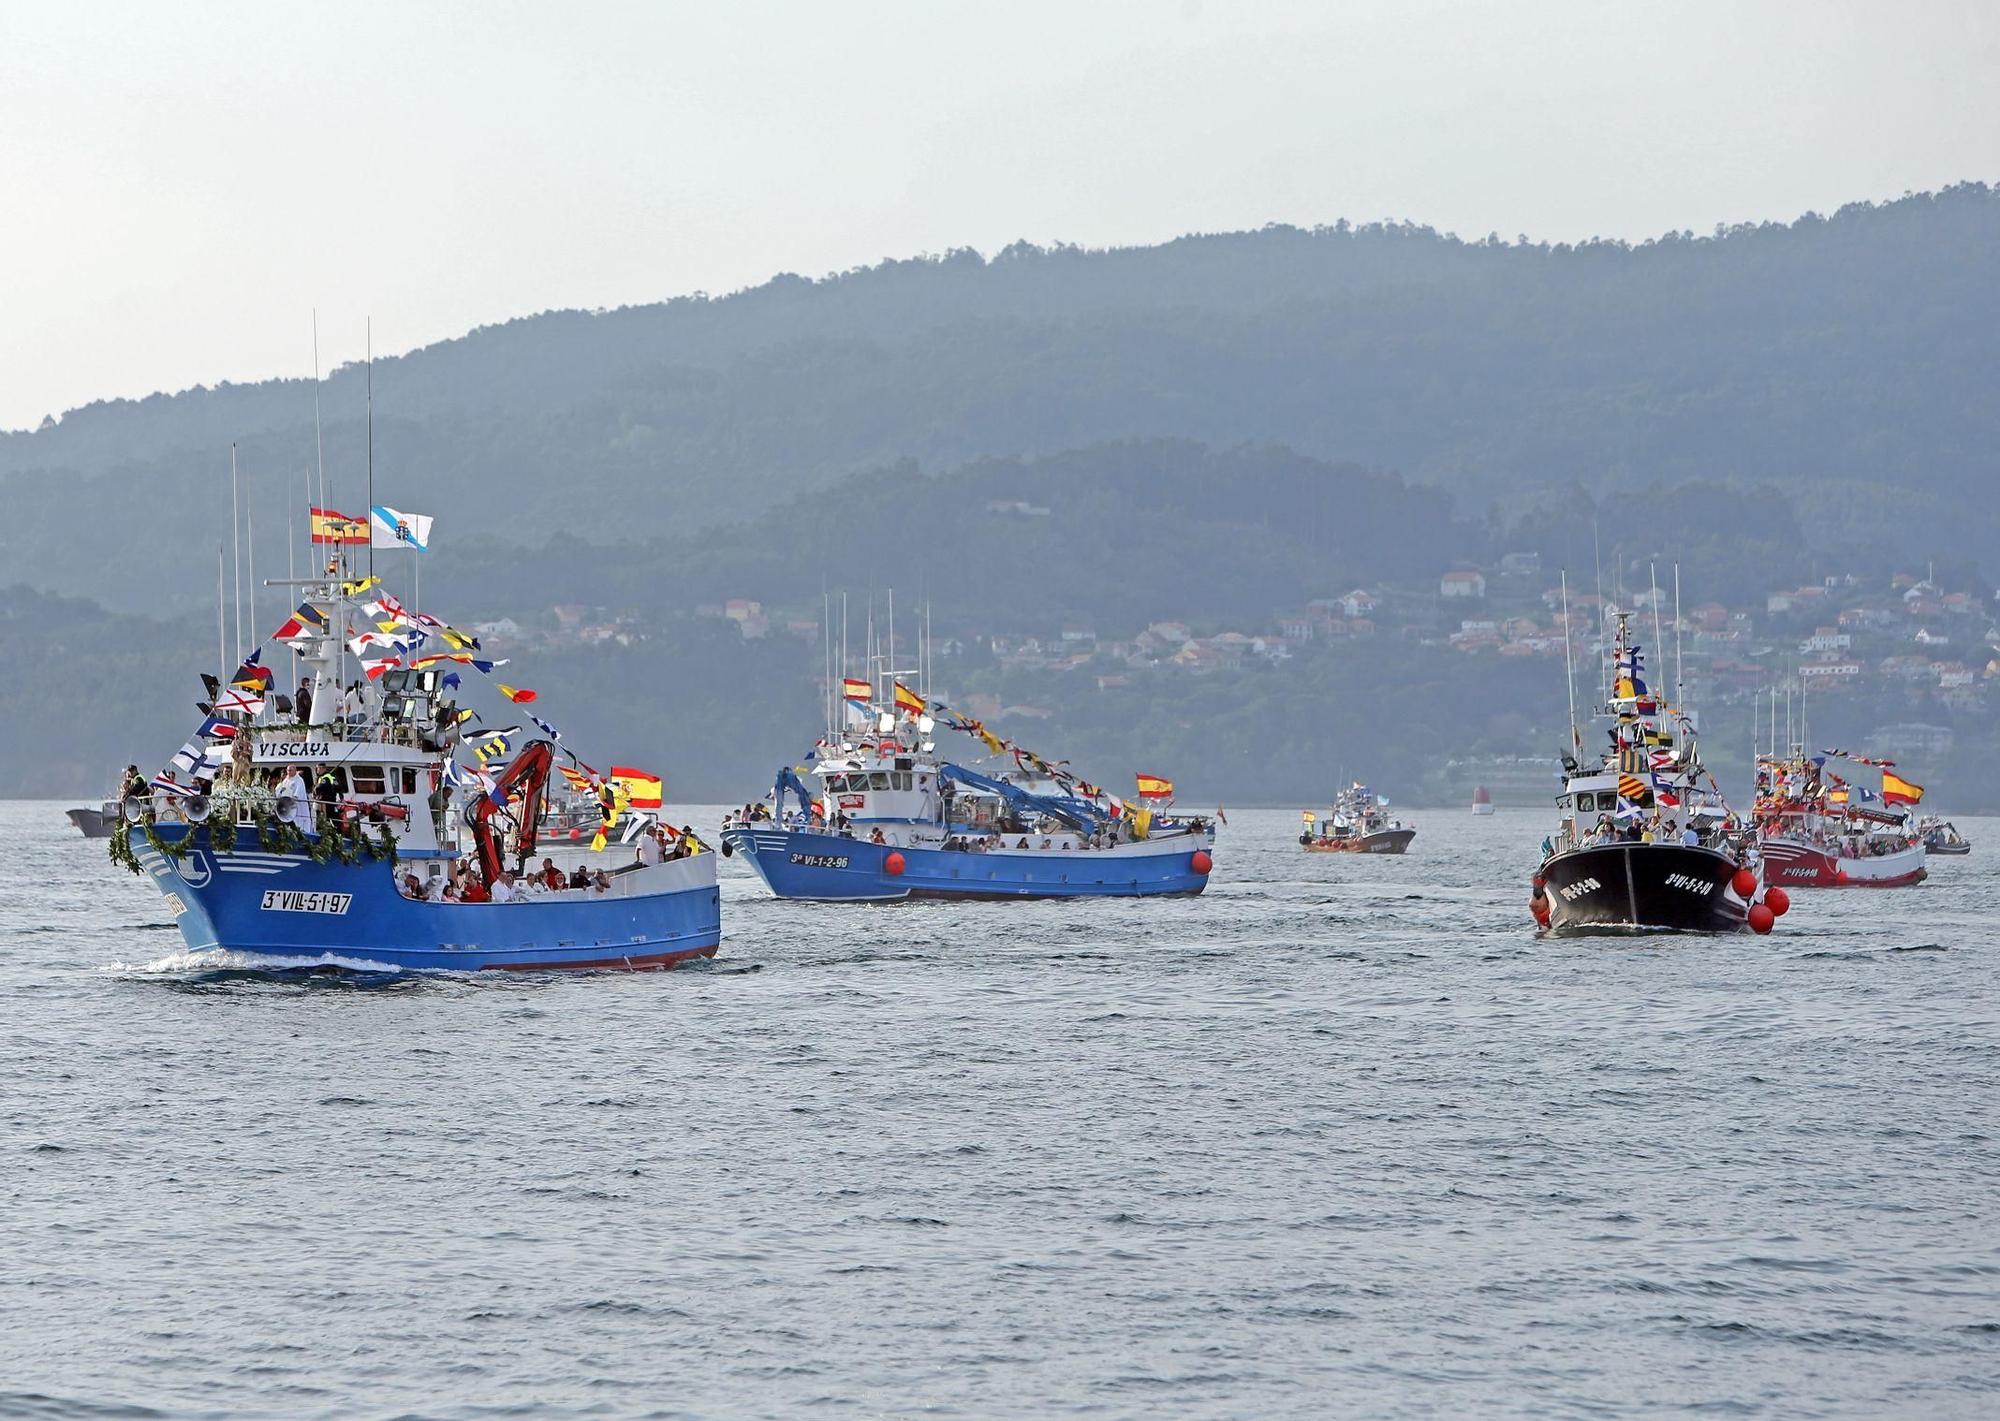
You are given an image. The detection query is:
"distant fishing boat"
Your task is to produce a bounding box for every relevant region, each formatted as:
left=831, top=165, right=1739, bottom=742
left=1470, top=785, right=1494, bottom=816
left=1920, top=818, right=1972, bottom=856
left=66, top=798, right=119, bottom=837
left=1301, top=782, right=1415, bottom=853
left=1755, top=750, right=1928, bottom=887
left=723, top=673, right=1214, bottom=901
left=117, top=559, right=720, bottom=971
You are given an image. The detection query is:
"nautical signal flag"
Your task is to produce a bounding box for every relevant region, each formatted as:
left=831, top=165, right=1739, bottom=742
left=498, top=685, right=537, bottom=703
left=843, top=678, right=870, bottom=704
left=893, top=681, right=926, bottom=716
left=1135, top=774, right=1174, bottom=800
left=609, top=766, right=663, bottom=809
left=310, top=507, right=370, bottom=544
left=1617, top=773, right=1650, bottom=804
left=271, top=601, right=330, bottom=642
left=1882, top=771, right=1925, bottom=805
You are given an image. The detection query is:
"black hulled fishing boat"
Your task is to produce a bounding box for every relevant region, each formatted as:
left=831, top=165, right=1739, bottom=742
left=1532, top=610, right=1786, bottom=936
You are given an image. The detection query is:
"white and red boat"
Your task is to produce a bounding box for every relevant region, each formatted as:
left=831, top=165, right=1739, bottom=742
left=1754, top=753, right=1927, bottom=888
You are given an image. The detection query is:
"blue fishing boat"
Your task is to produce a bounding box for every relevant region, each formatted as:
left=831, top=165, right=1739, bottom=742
left=722, top=675, right=1215, bottom=901
left=115, top=563, right=719, bottom=971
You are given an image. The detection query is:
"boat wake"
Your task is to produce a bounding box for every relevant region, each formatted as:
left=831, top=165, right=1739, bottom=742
left=103, top=947, right=407, bottom=978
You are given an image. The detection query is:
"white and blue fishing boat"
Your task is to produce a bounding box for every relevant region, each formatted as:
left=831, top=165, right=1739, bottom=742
left=115, top=569, right=720, bottom=972
left=722, top=675, right=1215, bottom=901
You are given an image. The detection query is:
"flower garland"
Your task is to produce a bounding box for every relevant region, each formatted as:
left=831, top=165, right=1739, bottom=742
left=107, top=805, right=398, bottom=874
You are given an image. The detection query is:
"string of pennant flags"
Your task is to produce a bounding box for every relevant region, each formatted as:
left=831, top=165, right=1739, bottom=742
left=836, top=677, right=1173, bottom=816
left=150, top=547, right=669, bottom=848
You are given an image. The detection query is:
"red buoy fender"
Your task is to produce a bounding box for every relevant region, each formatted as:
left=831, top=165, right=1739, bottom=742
left=1191, top=849, right=1213, bottom=875
left=1748, top=903, right=1775, bottom=934
left=884, top=851, right=905, bottom=876
left=1531, top=895, right=1551, bottom=927
left=1764, top=886, right=1790, bottom=917
left=1731, top=868, right=1758, bottom=899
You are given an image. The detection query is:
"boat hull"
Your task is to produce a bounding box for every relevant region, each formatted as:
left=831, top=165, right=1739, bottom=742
left=1758, top=836, right=1927, bottom=887
left=1304, top=828, right=1416, bottom=854
left=126, top=824, right=721, bottom=971
left=722, top=825, right=1213, bottom=901
left=1540, top=842, right=1752, bottom=933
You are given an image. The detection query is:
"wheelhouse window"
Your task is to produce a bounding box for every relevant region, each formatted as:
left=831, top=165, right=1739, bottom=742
left=348, top=765, right=388, bottom=796
left=869, top=772, right=890, bottom=790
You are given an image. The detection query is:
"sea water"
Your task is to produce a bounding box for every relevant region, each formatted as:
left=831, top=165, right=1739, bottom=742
left=3, top=800, right=1996, bottom=1419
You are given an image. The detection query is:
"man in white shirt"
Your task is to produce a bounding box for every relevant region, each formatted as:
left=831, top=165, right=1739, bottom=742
left=637, top=828, right=665, bottom=867
left=277, top=767, right=313, bottom=834
left=489, top=870, right=522, bottom=904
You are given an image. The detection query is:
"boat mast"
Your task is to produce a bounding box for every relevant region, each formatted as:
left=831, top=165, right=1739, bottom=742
left=216, top=545, right=226, bottom=680
left=1560, top=569, right=1579, bottom=765
left=1649, top=564, right=1665, bottom=715
left=365, top=318, right=375, bottom=581
left=230, top=443, right=242, bottom=668
left=1673, top=561, right=1684, bottom=708
left=311, top=311, right=327, bottom=518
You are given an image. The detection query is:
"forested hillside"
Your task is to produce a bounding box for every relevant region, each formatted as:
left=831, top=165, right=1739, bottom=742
left=6, top=185, right=1997, bottom=616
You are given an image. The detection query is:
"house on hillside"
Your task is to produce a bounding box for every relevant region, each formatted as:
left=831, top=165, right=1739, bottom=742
left=1440, top=570, right=1485, bottom=599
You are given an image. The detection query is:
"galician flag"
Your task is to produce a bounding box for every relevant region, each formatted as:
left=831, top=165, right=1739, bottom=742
left=370, top=505, right=434, bottom=552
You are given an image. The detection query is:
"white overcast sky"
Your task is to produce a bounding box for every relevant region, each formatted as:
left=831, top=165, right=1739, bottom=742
left=1, top=0, right=1995, bottom=430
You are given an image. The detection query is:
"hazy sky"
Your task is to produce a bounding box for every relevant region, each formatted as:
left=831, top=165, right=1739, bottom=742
left=2, top=0, right=1996, bottom=430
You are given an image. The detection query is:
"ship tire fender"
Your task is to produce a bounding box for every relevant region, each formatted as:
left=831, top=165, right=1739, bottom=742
left=720, top=838, right=734, bottom=857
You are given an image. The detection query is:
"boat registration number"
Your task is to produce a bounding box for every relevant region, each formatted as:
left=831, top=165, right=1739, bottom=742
left=1665, top=873, right=1715, bottom=895
left=1558, top=877, right=1601, bottom=901
left=790, top=853, right=849, bottom=869
left=260, top=890, right=354, bottom=914
left=163, top=892, right=188, bottom=918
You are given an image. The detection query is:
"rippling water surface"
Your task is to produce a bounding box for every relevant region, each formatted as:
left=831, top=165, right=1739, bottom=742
left=3, top=800, right=1997, bottom=1420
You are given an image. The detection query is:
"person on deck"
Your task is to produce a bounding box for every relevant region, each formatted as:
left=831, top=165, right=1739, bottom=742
left=122, top=765, right=147, bottom=803
left=637, top=830, right=665, bottom=867
left=538, top=857, right=566, bottom=891
left=278, top=766, right=313, bottom=834
left=296, top=681, right=314, bottom=726
left=489, top=870, right=522, bottom=904
left=313, top=769, right=340, bottom=826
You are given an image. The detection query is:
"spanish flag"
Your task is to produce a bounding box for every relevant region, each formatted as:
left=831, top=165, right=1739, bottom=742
left=309, top=507, right=370, bottom=544
left=609, top=766, right=663, bottom=810
left=1135, top=774, right=1174, bottom=800
left=893, top=680, right=926, bottom=716
left=843, top=677, right=870, bottom=705
left=1881, top=771, right=1925, bottom=806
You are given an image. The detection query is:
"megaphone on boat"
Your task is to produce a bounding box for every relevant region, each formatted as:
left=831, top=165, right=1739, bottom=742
left=184, top=795, right=212, bottom=821
left=274, top=795, right=299, bottom=818
left=122, top=797, right=147, bottom=823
